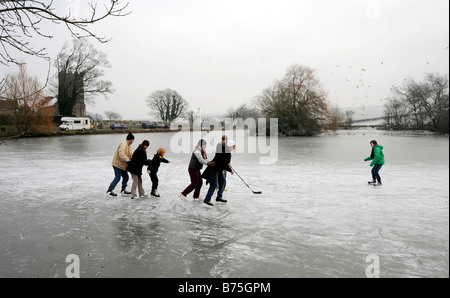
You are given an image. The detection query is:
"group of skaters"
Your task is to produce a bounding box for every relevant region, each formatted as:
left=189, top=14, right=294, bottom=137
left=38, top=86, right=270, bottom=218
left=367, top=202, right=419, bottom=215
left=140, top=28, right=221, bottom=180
left=106, top=133, right=237, bottom=206
left=106, top=132, right=385, bottom=203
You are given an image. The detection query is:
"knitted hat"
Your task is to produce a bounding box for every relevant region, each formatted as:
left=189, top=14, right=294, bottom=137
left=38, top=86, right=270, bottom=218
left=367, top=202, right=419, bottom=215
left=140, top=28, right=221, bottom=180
left=126, top=133, right=135, bottom=140
left=198, top=139, right=207, bottom=147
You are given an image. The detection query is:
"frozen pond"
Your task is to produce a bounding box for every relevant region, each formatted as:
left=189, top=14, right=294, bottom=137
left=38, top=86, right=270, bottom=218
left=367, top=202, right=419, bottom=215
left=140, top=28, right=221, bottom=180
left=0, top=130, right=448, bottom=278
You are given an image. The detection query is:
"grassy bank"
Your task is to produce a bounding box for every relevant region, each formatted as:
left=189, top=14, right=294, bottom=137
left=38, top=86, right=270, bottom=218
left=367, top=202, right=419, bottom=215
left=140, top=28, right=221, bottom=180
left=35, top=128, right=174, bottom=138
left=0, top=126, right=175, bottom=142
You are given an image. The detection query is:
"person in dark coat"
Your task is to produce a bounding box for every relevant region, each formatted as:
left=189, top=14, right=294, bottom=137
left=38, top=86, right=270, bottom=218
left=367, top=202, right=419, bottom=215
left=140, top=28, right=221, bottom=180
left=215, top=135, right=229, bottom=191
left=147, top=147, right=171, bottom=197
left=202, top=140, right=236, bottom=206
left=127, top=140, right=150, bottom=199
left=179, top=139, right=215, bottom=201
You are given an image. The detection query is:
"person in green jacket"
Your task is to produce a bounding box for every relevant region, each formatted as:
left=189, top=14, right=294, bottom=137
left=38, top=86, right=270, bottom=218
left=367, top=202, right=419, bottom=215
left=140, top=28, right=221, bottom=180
left=364, top=140, right=385, bottom=186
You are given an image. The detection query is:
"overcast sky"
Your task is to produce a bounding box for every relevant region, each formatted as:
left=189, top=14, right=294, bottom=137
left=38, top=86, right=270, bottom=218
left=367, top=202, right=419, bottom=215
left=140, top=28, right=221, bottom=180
left=2, top=0, right=449, bottom=120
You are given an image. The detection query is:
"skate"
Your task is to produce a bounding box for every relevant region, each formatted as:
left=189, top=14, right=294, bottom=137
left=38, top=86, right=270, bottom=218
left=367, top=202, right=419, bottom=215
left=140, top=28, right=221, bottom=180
left=121, top=188, right=131, bottom=196
left=216, top=196, right=228, bottom=203
left=107, top=189, right=118, bottom=197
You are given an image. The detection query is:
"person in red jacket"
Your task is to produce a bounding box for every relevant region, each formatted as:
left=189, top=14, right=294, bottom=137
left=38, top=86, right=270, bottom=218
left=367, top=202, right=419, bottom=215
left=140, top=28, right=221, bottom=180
left=179, top=139, right=215, bottom=201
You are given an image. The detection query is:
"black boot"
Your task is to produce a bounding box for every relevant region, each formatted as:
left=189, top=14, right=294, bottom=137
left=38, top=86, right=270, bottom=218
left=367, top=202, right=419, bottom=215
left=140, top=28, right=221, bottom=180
left=216, top=196, right=228, bottom=203
left=107, top=189, right=118, bottom=197
left=121, top=186, right=131, bottom=195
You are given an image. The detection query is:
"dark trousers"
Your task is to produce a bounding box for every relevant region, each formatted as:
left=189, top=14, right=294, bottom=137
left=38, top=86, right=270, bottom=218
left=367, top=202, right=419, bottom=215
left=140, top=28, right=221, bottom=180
left=371, top=164, right=383, bottom=183
left=182, top=168, right=203, bottom=198
left=108, top=166, right=129, bottom=191
left=204, top=171, right=226, bottom=203
left=150, top=172, right=159, bottom=192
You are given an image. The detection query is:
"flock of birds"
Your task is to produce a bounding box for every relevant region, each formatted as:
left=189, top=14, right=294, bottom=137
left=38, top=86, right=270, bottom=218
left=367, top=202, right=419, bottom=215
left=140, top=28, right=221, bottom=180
left=320, top=62, right=392, bottom=116
left=318, top=45, right=449, bottom=117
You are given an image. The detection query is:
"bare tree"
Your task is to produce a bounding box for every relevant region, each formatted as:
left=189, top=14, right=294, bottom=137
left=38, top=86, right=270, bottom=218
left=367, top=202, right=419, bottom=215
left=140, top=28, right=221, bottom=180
left=104, top=110, right=122, bottom=122
left=0, top=0, right=130, bottom=66
left=186, top=108, right=202, bottom=130
left=391, top=80, right=427, bottom=130
left=0, top=64, right=54, bottom=137
left=255, top=64, right=330, bottom=136
left=52, top=38, right=113, bottom=116
left=227, top=103, right=261, bottom=120
left=385, top=73, right=449, bottom=133
left=343, top=110, right=355, bottom=130
left=146, top=89, right=189, bottom=122
left=384, top=96, right=410, bottom=130
left=328, top=105, right=344, bottom=131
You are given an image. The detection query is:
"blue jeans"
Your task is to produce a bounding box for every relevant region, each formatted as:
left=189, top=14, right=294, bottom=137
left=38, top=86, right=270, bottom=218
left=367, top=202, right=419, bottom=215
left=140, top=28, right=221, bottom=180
left=204, top=171, right=226, bottom=203
left=108, top=166, right=129, bottom=191
left=371, top=164, right=383, bottom=183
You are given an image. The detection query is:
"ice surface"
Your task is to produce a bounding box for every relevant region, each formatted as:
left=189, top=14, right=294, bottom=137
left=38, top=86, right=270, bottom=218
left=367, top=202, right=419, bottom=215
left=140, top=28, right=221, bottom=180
left=0, top=130, right=448, bottom=278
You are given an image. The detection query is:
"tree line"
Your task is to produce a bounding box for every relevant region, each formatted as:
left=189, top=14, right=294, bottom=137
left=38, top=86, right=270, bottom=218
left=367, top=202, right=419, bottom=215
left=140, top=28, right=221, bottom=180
left=1, top=1, right=448, bottom=137
left=4, top=55, right=447, bottom=138
left=384, top=73, right=449, bottom=133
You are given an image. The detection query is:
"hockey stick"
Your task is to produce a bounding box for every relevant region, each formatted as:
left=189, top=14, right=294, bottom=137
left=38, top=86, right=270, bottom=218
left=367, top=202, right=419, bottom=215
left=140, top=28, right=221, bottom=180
left=230, top=166, right=262, bottom=194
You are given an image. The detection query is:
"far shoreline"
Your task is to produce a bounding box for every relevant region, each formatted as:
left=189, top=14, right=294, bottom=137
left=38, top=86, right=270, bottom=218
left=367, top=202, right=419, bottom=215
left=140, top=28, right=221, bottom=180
left=1, top=127, right=448, bottom=144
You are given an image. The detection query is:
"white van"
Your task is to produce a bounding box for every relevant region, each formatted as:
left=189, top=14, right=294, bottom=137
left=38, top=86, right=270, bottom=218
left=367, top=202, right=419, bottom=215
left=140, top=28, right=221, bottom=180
left=59, top=117, right=91, bottom=131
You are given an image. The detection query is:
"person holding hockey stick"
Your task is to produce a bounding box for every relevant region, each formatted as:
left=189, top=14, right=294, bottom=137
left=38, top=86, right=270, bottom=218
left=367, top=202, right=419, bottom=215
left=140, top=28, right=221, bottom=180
left=202, top=140, right=236, bottom=206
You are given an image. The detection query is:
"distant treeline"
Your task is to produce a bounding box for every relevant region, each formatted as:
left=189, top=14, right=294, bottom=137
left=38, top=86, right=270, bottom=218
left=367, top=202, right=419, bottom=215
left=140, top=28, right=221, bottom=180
left=383, top=73, right=449, bottom=134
